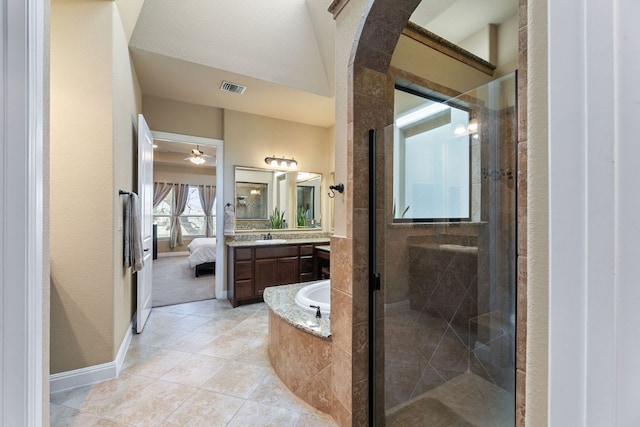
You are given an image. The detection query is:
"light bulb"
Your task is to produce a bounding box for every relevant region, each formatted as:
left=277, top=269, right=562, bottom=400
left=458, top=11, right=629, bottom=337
left=468, top=118, right=478, bottom=133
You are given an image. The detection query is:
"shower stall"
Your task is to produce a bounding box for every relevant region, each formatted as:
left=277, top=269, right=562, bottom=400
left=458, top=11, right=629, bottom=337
left=372, top=72, right=517, bottom=426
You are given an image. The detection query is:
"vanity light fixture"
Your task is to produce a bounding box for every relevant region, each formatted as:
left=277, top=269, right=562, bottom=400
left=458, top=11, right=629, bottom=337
left=265, top=155, right=297, bottom=169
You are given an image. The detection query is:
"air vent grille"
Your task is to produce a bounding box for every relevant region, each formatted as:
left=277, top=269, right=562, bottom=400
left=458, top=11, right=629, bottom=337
left=220, top=81, right=246, bottom=94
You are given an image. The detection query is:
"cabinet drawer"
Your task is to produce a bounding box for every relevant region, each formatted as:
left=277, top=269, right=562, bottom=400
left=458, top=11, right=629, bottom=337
left=255, top=245, right=298, bottom=259
left=235, top=279, right=254, bottom=299
left=300, top=245, right=314, bottom=256
left=300, top=255, right=314, bottom=273
left=235, top=248, right=253, bottom=261
left=235, top=260, right=253, bottom=280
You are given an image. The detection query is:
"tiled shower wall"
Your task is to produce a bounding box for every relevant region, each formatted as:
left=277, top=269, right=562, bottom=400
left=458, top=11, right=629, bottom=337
left=330, top=0, right=528, bottom=424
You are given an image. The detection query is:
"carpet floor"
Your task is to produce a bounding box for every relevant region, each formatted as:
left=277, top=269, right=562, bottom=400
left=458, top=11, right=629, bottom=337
left=152, top=256, right=215, bottom=307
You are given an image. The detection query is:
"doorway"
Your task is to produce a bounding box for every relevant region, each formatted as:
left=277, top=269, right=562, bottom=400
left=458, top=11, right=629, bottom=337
left=150, top=131, right=225, bottom=306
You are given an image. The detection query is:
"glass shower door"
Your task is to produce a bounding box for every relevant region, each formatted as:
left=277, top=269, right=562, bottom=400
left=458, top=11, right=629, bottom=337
left=376, top=72, right=517, bottom=427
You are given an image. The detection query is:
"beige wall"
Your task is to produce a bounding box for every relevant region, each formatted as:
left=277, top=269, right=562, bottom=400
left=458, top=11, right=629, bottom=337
left=50, top=0, right=141, bottom=373
left=154, top=164, right=216, bottom=186
left=391, top=35, right=496, bottom=94
left=112, top=7, right=142, bottom=357
left=496, top=14, right=518, bottom=77
left=223, top=109, right=333, bottom=231
left=142, top=95, right=223, bottom=140
left=142, top=97, right=334, bottom=232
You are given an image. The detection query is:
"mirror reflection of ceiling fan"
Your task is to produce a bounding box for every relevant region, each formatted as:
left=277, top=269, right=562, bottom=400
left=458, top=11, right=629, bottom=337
left=184, top=145, right=215, bottom=165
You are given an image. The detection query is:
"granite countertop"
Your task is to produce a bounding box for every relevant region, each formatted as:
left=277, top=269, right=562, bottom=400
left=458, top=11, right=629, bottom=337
left=263, top=282, right=331, bottom=339
left=227, top=237, right=331, bottom=247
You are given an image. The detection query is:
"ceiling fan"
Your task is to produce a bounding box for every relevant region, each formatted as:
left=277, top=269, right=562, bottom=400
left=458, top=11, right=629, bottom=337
left=184, top=145, right=215, bottom=165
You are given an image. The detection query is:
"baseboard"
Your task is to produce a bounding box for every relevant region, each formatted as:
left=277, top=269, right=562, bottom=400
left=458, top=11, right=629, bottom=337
left=50, top=319, right=134, bottom=393
left=158, top=251, right=189, bottom=258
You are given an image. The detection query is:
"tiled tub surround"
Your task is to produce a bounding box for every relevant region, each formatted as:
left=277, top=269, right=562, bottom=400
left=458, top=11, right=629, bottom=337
left=263, top=283, right=331, bottom=339
left=264, top=283, right=333, bottom=416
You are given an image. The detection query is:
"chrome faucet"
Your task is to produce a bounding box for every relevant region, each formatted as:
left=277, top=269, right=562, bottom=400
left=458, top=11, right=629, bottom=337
left=262, top=233, right=273, bottom=240
left=310, top=305, right=321, bottom=319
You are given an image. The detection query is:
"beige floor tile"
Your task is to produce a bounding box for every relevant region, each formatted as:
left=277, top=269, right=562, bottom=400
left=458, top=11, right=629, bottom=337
left=159, top=353, right=226, bottom=388
left=123, top=348, right=193, bottom=378
left=105, top=379, right=197, bottom=426
left=161, top=389, right=245, bottom=427
left=50, top=373, right=155, bottom=416
left=193, top=316, right=244, bottom=335
left=50, top=403, right=128, bottom=427
left=227, top=400, right=301, bottom=427
left=128, top=327, right=189, bottom=350
left=154, top=299, right=217, bottom=315
left=201, top=359, right=268, bottom=398
left=51, top=300, right=337, bottom=427
left=197, top=333, right=258, bottom=360
left=169, top=314, right=215, bottom=332
left=165, top=330, right=218, bottom=353
left=223, top=315, right=269, bottom=339
left=235, top=337, right=271, bottom=368
left=144, top=311, right=188, bottom=330
left=295, top=411, right=338, bottom=427
left=248, top=370, right=312, bottom=412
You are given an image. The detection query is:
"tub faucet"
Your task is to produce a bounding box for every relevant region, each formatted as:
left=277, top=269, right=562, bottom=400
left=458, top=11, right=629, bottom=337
left=310, top=305, right=321, bottom=319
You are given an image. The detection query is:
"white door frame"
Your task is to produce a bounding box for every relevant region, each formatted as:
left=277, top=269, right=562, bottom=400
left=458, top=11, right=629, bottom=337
left=151, top=131, right=226, bottom=299
left=0, top=0, right=44, bottom=425
left=548, top=0, right=640, bottom=424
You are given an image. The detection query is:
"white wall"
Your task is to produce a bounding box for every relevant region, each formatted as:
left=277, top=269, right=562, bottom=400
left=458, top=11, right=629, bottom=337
left=546, top=0, right=640, bottom=425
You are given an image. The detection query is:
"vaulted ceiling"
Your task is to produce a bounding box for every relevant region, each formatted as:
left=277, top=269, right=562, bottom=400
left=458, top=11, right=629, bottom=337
left=122, top=0, right=516, bottom=129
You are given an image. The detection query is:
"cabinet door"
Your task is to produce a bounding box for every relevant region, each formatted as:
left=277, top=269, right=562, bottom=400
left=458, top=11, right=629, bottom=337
left=255, top=258, right=278, bottom=296
left=300, top=255, right=315, bottom=282
left=278, top=256, right=299, bottom=285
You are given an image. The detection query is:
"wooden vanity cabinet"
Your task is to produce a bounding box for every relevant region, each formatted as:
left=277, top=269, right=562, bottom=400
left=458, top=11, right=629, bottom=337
left=254, top=245, right=299, bottom=297
left=228, top=242, right=326, bottom=307
left=299, top=245, right=315, bottom=282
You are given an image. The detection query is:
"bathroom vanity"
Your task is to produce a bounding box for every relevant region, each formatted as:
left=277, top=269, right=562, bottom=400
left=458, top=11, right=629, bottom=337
left=227, top=239, right=330, bottom=307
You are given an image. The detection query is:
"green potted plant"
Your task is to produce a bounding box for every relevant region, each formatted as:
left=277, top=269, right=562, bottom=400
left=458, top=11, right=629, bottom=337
left=297, top=205, right=307, bottom=227
left=269, top=206, right=285, bottom=229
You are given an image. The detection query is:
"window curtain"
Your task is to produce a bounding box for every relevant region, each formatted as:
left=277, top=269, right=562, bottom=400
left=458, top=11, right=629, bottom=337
left=198, top=185, right=216, bottom=237
left=170, top=184, right=189, bottom=248
left=153, top=182, right=172, bottom=208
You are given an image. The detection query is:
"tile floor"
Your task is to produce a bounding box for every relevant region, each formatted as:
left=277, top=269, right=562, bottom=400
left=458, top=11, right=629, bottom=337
left=50, top=299, right=337, bottom=427
left=385, top=372, right=514, bottom=427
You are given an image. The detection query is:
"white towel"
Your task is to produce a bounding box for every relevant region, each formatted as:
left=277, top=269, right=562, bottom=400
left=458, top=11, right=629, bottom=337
left=223, top=204, right=235, bottom=236
left=124, top=193, right=145, bottom=272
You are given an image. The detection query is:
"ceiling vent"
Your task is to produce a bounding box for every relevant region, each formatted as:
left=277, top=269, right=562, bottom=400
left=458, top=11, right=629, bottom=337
left=220, top=81, right=246, bottom=94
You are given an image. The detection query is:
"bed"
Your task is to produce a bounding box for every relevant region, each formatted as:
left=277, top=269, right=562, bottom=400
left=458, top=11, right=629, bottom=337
left=187, top=237, right=217, bottom=277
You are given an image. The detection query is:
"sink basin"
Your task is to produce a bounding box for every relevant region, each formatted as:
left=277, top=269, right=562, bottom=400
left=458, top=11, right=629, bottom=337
left=254, top=239, right=287, bottom=244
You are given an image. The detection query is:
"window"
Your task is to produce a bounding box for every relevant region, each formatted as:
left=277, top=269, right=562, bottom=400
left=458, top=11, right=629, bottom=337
left=393, top=86, right=472, bottom=222
left=153, top=186, right=215, bottom=238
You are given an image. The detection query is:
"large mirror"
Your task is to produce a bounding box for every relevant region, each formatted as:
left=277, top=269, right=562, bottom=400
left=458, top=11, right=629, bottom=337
left=234, top=166, right=322, bottom=230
